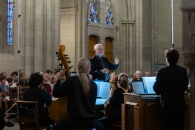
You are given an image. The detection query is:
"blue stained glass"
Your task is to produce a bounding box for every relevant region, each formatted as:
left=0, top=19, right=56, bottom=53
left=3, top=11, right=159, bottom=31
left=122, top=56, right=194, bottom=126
left=105, top=6, right=114, bottom=26
left=7, top=0, right=14, bottom=45
left=88, top=1, right=99, bottom=23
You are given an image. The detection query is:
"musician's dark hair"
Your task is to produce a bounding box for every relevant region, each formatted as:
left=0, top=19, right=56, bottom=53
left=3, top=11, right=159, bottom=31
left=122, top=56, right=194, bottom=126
left=165, top=48, right=179, bottom=64
left=118, top=74, right=129, bottom=89
left=0, top=75, right=6, bottom=81
left=11, top=71, right=18, bottom=76
left=29, top=73, right=43, bottom=87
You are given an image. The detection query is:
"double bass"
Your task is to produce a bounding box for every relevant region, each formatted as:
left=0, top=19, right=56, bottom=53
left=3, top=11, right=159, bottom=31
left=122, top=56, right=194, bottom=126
left=50, top=45, right=71, bottom=123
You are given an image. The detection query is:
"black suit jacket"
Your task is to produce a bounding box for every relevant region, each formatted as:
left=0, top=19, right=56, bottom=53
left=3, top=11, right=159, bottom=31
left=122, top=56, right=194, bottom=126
left=153, top=64, right=188, bottom=113
left=89, top=56, right=119, bottom=81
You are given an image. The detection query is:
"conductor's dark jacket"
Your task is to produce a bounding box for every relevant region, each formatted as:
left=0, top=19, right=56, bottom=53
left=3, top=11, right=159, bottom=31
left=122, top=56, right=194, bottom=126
left=89, top=56, right=119, bottom=81
left=153, top=64, right=188, bottom=113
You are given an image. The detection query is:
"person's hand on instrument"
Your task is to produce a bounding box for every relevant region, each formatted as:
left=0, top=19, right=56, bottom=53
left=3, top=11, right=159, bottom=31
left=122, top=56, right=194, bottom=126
left=58, top=68, right=66, bottom=80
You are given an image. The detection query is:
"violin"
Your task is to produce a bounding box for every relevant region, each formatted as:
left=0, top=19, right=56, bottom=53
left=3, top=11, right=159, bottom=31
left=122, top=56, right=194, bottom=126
left=50, top=45, right=72, bottom=123
left=104, top=99, right=115, bottom=117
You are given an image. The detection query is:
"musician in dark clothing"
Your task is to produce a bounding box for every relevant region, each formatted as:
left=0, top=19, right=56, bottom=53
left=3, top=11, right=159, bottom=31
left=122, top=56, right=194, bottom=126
left=52, top=58, right=103, bottom=130
left=23, top=73, right=52, bottom=125
left=99, top=73, right=130, bottom=129
left=153, top=48, right=188, bottom=130
left=90, top=43, right=119, bottom=82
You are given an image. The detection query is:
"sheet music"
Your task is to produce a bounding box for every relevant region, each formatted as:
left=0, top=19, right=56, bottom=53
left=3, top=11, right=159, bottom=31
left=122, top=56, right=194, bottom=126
left=94, top=80, right=110, bottom=99
left=132, top=82, right=145, bottom=94
left=142, top=77, right=156, bottom=94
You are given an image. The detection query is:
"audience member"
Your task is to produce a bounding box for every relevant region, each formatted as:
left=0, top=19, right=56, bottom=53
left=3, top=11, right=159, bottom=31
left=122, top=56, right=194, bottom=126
left=0, top=72, right=9, bottom=86
left=43, top=73, right=52, bottom=97
left=15, top=73, right=29, bottom=86
left=0, top=76, right=9, bottom=112
left=23, top=73, right=53, bottom=126
left=144, top=71, right=150, bottom=77
left=46, top=70, right=53, bottom=84
left=132, top=70, right=143, bottom=82
left=6, top=71, right=18, bottom=85
left=49, top=74, right=58, bottom=91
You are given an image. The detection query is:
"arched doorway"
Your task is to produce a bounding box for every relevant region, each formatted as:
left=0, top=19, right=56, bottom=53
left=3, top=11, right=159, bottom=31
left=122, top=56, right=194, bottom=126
left=88, top=35, right=98, bottom=59
left=105, top=37, right=113, bottom=62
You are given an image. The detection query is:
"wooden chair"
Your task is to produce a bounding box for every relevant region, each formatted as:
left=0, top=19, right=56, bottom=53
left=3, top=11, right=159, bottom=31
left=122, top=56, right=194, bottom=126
left=16, top=100, right=49, bottom=130
left=19, top=86, right=29, bottom=100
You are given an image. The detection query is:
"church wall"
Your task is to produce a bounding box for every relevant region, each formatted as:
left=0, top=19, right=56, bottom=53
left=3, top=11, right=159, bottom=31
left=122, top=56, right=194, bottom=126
left=157, top=0, right=184, bottom=67
left=0, top=0, right=60, bottom=77
left=60, top=0, right=88, bottom=72
left=142, top=0, right=152, bottom=74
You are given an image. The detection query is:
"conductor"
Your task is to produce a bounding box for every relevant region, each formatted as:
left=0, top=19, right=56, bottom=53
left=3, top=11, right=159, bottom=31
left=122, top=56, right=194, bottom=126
left=89, top=43, right=119, bottom=82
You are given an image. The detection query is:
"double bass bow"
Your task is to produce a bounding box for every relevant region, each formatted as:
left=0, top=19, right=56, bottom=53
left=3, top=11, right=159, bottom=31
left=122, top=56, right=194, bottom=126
left=50, top=45, right=72, bottom=123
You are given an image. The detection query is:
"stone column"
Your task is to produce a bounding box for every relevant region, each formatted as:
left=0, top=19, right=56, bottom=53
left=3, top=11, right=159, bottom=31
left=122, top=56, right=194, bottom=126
left=52, top=0, right=61, bottom=71
left=24, top=0, right=33, bottom=75
left=151, top=0, right=158, bottom=74
left=76, top=0, right=87, bottom=59
left=135, top=0, right=143, bottom=71
left=43, top=0, right=60, bottom=71
left=33, top=0, right=44, bottom=72
left=122, top=20, right=135, bottom=74
left=181, top=1, right=195, bottom=129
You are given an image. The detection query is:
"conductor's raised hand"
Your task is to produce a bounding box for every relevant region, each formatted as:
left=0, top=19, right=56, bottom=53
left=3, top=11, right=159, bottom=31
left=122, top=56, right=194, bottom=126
left=115, top=57, right=119, bottom=64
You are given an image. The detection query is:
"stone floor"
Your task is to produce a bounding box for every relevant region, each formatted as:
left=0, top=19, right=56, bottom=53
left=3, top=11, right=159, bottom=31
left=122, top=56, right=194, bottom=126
left=4, top=120, right=19, bottom=130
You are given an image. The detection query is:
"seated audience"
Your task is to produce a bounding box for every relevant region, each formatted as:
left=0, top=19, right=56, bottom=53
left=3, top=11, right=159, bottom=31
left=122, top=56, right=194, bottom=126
left=0, top=76, right=9, bottom=112
left=0, top=108, right=14, bottom=129
left=18, top=69, right=23, bottom=74
left=52, top=58, right=103, bottom=130
left=132, top=70, right=143, bottom=82
left=99, top=73, right=130, bottom=129
left=0, top=72, right=9, bottom=86
left=15, top=73, right=29, bottom=86
left=43, top=72, right=52, bottom=97
left=49, top=74, right=58, bottom=91
left=23, top=73, right=53, bottom=126
left=144, top=71, right=150, bottom=77
left=46, top=70, right=53, bottom=84
left=54, top=71, right=60, bottom=77
left=7, top=71, right=18, bottom=85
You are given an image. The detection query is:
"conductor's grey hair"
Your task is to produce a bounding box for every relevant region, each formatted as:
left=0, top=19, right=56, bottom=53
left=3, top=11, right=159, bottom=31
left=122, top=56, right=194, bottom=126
left=94, top=43, right=103, bottom=50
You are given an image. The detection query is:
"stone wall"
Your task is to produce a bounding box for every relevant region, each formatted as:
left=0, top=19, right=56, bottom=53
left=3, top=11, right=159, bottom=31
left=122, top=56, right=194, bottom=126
left=0, top=0, right=15, bottom=76
left=157, top=0, right=183, bottom=66
left=0, top=0, right=61, bottom=77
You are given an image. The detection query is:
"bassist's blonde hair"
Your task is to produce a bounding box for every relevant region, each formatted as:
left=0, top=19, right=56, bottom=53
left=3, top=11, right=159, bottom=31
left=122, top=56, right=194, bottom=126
left=77, top=58, right=91, bottom=94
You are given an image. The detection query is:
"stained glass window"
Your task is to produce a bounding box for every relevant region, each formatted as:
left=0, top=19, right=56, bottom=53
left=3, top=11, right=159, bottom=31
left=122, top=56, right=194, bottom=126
left=7, top=0, right=14, bottom=45
left=104, top=1, right=114, bottom=26
left=88, top=0, right=100, bottom=23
